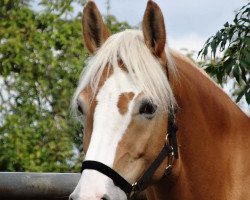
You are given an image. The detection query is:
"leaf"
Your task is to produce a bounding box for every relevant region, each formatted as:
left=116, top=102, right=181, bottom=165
left=220, top=35, right=228, bottom=51
left=239, top=63, right=247, bottom=83
left=232, top=65, right=240, bottom=83
left=215, top=31, right=222, bottom=40
left=236, top=89, right=245, bottom=102
left=216, top=68, right=224, bottom=84
left=223, top=58, right=235, bottom=75
left=240, top=60, right=250, bottom=71
left=205, top=65, right=216, bottom=74
left=210, top=40, right=217, bottom=58
left=224, top=22, right=229, bottom=27
left=246, top=91, right=250, bottom=104
left=243, top=37, right=250, bottom=46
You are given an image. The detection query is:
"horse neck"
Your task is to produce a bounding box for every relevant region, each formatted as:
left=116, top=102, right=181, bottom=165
left=171, top=53, right=250, bottom=144
left=147, top=53, right=250, bottom=200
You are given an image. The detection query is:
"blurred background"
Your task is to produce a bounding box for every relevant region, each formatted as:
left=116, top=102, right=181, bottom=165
left=0, top=0, right=249, bottom=172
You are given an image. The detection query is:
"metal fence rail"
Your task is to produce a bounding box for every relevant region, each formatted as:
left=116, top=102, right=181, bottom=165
left=0, top=172, right=80, bottom=200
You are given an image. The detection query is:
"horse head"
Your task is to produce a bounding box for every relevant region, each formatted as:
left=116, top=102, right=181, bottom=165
left=70, top=1, right=178, bottom=200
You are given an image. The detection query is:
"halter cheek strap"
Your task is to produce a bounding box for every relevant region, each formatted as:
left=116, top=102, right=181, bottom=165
left=81, top=109, right=178, bottom=198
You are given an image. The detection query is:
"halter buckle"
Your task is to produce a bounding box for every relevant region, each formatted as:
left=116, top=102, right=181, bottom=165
left=164, top=153, right=174, bottom=175
left=164, top=135, right=175, bottom=176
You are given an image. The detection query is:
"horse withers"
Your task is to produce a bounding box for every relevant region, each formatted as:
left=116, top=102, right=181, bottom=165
left=69, top=1, right=250, bottom=200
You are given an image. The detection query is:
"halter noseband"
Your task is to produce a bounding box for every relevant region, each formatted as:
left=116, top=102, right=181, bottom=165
left=81, top=107, right=178, bottom=199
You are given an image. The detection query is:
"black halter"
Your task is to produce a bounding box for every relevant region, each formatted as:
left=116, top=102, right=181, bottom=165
left=81, top=107, right=178, bottom=199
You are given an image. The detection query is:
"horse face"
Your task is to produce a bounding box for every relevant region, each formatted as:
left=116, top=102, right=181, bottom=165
left=70, top=67, right=168, bottom=200
left=70, top=1, right=172, bottom=200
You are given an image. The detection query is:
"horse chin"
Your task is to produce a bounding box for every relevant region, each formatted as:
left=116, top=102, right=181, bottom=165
left=69, top=170, right=127, bottom=200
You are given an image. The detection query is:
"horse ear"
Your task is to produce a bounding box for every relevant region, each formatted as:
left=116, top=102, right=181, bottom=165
left=142, top=0, right=166, bottom=57
left=82, top=1, right=109, bottom=54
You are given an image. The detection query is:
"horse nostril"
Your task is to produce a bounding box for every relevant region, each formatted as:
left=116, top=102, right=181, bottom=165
left=101, top=194, right=110, bottom=200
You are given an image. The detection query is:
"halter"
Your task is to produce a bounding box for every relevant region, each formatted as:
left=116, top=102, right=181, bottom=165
left=81, top=106, right=178, bottom=199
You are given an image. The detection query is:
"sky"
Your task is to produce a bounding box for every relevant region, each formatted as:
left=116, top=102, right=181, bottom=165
left=73, top=0, right=247, bottom=52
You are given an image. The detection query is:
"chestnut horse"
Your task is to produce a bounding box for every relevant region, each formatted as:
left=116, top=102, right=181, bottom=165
left=70, top=1, right=250, bottom=200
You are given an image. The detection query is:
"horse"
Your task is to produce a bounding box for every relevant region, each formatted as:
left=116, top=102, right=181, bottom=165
left=69, top=1, right=250, bottom=200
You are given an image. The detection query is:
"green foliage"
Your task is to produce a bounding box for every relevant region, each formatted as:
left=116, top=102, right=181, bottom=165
left=0, top=0, right=86, bottom=172
left=199, top=2, right=250, bottom=104
left=0, top=0, right=131, bottom=172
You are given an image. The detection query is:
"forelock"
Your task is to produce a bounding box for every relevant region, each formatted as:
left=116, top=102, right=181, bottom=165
left=71, top=29, right=177, bottom=117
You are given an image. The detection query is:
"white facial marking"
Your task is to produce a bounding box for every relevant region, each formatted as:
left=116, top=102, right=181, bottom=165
left=71, top=68, right=141, bottom=199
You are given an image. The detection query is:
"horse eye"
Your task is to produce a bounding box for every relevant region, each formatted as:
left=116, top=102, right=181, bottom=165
left=139, top=101, right=157, bottom=117
left=77, top=105, right=84, bottom=115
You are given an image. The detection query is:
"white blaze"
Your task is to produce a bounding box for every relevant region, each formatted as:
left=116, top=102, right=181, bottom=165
left=70, top=68, right=141, bottom=200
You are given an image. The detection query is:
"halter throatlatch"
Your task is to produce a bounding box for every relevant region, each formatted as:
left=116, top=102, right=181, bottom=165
left=81, top=108, right=178, bottom=199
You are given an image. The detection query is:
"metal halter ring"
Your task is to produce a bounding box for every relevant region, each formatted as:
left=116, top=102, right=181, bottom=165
left=164, top=135, right=175, bottom=176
